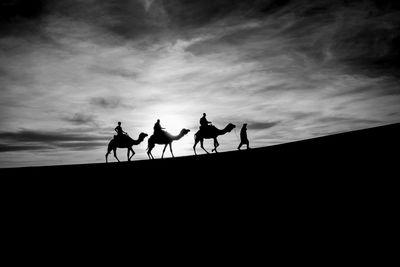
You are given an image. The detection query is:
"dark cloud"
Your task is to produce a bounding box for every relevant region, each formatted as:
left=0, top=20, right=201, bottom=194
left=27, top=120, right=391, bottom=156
left=44, top=0, right=163, bottom=41
left=0, top=143, right=45, bottom=152
left=54, top=141, right=106, bottom=151
left=0, top=0, right=46, bottom=20
left=185, top=0, right=400, bottom=77
left=62, top=113, right=96, bottom=125
left=162, top=0, right=252, bottom=28
left=247, top=121, right=280, bottom=130
left=89, top=65, right=139, bottom=79
left=291, top=112, right=320, bottom=120
left=0, top=0, right=48, bottom=37
left=4, top=0, right=399, bottom=78
left=0, top=129, right=108, bottom=153
left=0, top=130, right=106, bottom=143
left=89, top=97, right=132, bottom=110
left=0, top=141, right=105, bottom=152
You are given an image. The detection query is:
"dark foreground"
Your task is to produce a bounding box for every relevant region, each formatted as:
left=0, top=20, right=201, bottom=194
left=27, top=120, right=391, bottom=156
left=1, top=123, right=398, bottom=257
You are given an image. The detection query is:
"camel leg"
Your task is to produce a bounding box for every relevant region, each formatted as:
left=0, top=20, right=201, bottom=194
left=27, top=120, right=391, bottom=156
left=147, top=150, right=154, bottom=160
left=162, top=144, right=168, bottom=159
left=193, top=138, right=199, bottom=155
left=147, top=142, right=155, bottom=160
left=200, top=139, right=209, bottom=154
left=129, top=148, right=135, bottom=161
left=169, top=143, right=174, bottom=158
left=127, top=148, right=130, bottom=161
left=113, top=148, right=120, bottom=162
left=106, top=142, right=113, bottom=163
left=105, top=150, right=110, bottom=163
left=212, top=138, right=219, bottom=153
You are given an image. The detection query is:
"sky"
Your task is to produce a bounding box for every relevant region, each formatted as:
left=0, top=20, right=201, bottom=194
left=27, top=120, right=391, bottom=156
left=1, top=0, right=400, bottom=168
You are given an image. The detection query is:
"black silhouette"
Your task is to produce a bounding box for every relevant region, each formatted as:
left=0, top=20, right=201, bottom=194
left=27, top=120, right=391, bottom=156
left=106, top=132, right=148, bottom=163
left=114, top=121, right=127, bottom=142
left=238, top=123, right=250, bottom=150
left=193, top=123, right=236, bottom=154
left=153, top=119, right=165, bottom=136
left=199, top=113, right=212, bottom=131
left=147, top=128, right=190, bottom=159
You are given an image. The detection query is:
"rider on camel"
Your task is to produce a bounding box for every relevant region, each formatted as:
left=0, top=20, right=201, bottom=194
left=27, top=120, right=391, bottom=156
left=199, top=113, right=212, bottom=131
left=153, top=119, right=165, bottom=136
left=114, top=121, right=127, bottom=142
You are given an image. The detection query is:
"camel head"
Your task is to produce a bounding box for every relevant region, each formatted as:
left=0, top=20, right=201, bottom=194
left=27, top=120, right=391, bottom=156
left=180, top=128, right=191, bottom=136
left=139, top=132, right=148, bottom=140
left=226, top=123, right=236, bottom=132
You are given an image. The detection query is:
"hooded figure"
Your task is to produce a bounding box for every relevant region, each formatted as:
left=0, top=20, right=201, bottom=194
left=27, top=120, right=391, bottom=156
left=153, top=119, right=165, bottom=135
left=238, top=123, right=250, bottom=150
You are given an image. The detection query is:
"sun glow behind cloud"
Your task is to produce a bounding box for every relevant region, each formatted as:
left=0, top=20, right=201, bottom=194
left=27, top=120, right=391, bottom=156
left=1, top=0, right=400, bottom=167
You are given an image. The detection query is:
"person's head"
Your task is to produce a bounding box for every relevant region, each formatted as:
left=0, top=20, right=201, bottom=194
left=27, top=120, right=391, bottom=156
left=203, top=113, right=206, bottom=117
left=157, top=119, right=160, bottom=123
left=243, top=123, right=247, bottom=127
left=118, top=122, right=121, bottom=125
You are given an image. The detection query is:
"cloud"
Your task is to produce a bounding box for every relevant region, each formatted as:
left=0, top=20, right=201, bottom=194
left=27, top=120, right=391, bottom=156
left=317, top=116, right=381, bottom=125
left=0, top=143, right=45, bottom=152
left=0, top=129, right=108, bottom=154
left=90, top=96, right=134, bottom=110
left=184, top=0, right=400, bottom=76
left=141, top=0, right=155, bottom=11
left=54, top=141, right=107, bottom=151
left=89, top=65, right=139, bottom=79
left=0, top=141, right=105, bottom=152
left=0, top=129, right=106, bottom=143
left=247, top=121, right=280, bottom=130
left=62, top=113, right=97, bottom=125
left=0, top=0, right=47, bottom=37
left=90, top=97, right=120, bottom=109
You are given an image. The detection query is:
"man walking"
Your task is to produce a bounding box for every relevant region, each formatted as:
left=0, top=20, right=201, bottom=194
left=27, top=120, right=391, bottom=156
left=238, top=123, right=250, bottom=150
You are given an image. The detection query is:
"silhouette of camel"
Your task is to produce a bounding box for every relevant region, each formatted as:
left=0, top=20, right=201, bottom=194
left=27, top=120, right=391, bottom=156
left=147, top=129, right=190, bottom=159
left=193, top=123, right=236, bottom=154
left=106, top=132, right=148, bottom=163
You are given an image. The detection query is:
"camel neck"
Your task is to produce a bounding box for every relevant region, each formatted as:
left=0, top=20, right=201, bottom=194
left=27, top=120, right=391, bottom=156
left=172, top=132, right=184, bottom=141
left=217, top=127, right=230, bottom=136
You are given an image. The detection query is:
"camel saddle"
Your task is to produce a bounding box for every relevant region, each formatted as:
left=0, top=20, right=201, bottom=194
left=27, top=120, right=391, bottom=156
left=199, top=125, right=216, bottom=136
left=114, top=134, right=130, bottom=144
